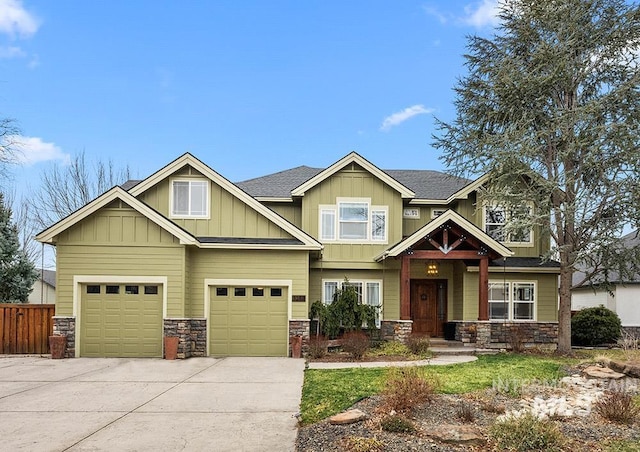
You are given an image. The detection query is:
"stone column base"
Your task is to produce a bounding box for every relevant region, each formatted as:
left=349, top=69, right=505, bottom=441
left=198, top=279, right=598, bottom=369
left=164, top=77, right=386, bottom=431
left=163, top=319, right=207, bottom=359
left=52, top=316, right=76, bottom=358
left=381, top=320, right=413, bottom=344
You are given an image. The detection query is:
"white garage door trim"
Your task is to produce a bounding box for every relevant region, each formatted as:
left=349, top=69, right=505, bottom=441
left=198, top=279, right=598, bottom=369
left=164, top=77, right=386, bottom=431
left=204, top=278, right=293, bottom=356
left=73, top=275, right=168, bottom=358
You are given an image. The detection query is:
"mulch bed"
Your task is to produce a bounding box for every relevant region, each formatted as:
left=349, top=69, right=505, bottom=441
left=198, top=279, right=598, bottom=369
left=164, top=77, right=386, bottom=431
left=296, top=364, right=640, bottom=451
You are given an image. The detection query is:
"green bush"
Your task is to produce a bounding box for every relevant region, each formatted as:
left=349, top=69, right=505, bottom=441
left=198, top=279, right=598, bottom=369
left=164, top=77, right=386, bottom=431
left=571, top=305, right=622, bottom=346
left=380, top=414, right=416, bottom=433
left=489, top=413, right=564, bottom=451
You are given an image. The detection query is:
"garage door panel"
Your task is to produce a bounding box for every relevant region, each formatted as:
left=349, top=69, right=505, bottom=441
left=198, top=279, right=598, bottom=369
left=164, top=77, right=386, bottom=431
left=80, top=283, right=162, bottom=357
left=210, top=285, right=288, bottom=357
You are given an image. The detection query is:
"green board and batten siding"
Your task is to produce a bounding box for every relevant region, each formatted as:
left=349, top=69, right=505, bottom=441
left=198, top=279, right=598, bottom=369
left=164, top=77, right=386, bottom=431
left=301, top=164, right=404, bottom=262
left=138, top=166, right=295, bottom=239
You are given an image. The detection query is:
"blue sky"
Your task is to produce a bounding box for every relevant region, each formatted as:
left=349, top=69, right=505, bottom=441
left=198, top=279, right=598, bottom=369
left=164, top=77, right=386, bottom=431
left=1, top=0, right=501, bottom=188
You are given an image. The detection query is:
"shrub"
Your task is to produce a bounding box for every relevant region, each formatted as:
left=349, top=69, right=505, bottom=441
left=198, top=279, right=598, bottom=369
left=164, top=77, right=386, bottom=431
left=380, top=414, right=416, bottom=433
left=406, top=333, right=430, bottom=356
left=340, top=436, right=384, bottom=452
left=571, top=305, right=622, bottom=346
left=307, top=335, right=328, bottom=359
left=595, top=389, right=640, bottom=425
left=456, top=402, right=476, bottom=422
left=342, top=331, right=370, bottom=360
left=369, top=340, right=411, bottom=357
left=382, top=367, right=438, bottom=413
left=489, top=413, right=564, bottom=452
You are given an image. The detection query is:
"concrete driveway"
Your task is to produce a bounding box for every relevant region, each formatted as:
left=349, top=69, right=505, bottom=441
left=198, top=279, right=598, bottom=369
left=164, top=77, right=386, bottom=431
left=0, top=356, right=305, bottom=452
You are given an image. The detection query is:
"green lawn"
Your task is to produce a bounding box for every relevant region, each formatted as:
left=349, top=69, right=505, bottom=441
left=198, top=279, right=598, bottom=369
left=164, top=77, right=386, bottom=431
left=300, top=353, right=583, bottom=425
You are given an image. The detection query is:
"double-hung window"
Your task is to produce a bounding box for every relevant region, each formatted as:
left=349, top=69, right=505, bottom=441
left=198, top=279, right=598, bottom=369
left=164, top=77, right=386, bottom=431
left=319, top=198, right=387, bottom=243
left=322, top=279, right=382, bottom=327
left=488, top=280, right=536, bottom=321
left=484, top=204, right=533, bottom=245
left=172, top=180, right=209, bottom=218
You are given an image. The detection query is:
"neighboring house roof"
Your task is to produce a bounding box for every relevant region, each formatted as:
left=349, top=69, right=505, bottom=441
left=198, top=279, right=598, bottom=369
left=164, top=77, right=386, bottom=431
left=376, top=209, right=514, bottom=261
left=38, top=269, right=56, bottom=288
left=235, top=159, right=472, bottom=202
left=290, top=152, right=416, bottom=199
left=572, top=229, right=640, bottom=288
left=120, top=180, right=142, bottom=191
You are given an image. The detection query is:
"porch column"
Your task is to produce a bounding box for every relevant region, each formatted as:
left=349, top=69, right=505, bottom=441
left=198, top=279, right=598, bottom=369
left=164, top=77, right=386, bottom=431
left=400, top=255, right=411, bottom=320
left=478, top=256, right=489, bottom=320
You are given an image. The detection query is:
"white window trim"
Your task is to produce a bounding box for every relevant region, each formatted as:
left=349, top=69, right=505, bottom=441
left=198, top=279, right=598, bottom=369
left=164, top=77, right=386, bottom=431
left=488, top=280, right=537, bottom=321
left=482, top=203, right=534, bottom=247
left=170, top=178, right=211, bottom=219
left=319, top=197, right=388, bottom=244
left=321, top=278, right=383, bottom=326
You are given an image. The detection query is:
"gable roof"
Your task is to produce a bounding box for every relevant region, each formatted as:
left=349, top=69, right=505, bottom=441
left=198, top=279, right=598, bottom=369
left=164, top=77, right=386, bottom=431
left=38, top=269, right=56, bottom=288
left=290, top=152, right=415, bottom=199
left=235, top=159, right=473, bottom=202
left=127, top=153, right=322, bottom=250
left=36, top=186, right=198, bottom=245
left=376, top=209, right=513, bottom=261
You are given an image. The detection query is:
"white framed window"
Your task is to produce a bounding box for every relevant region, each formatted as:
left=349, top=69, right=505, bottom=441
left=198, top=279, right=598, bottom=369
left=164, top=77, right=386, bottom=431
left=403, top=208, right=420, bottom=219
left=483, top=204, right=533, bottom=245
left=319, top=198, right=388, bottom=243
left=488, top=280, right=536, bottom=321
left=320, top=208, right=336, bottom=241
left=322, top=279, right=383, bottom=327
left=171, top=179, right=209, bottom=218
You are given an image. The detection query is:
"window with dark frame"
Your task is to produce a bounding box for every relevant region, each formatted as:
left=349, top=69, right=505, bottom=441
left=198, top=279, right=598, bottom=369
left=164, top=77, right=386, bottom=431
left=86, top=285, right=100, bottom=294
left=234, top=287, right=246, bottom=297
left=270, top=287, right=282, bottom=297
left=106, top=285, right=120, bottom=294
left=144, top=285, right=159, bottom=295
left=252, top=287, right=264, bottom=296
left=125, top=285, right=139, bottom=295
left=216, top=287, right=228, bottom=297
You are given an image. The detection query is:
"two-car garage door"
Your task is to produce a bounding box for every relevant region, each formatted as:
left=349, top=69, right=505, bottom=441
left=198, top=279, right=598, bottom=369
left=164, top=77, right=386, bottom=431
left=209, top=285, right=288, bottom=356
left=80, top=283, right=163, bottom=357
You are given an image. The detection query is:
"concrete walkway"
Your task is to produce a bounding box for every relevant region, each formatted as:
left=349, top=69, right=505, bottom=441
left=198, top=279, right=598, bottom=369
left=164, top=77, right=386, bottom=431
left=307, top=354, right=477, bottom=369
left=0, top=356, right=304, bottom=452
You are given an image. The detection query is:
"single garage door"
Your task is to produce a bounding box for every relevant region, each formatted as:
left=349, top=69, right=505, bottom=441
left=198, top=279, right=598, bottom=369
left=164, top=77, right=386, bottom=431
left=210, top=285, right=288, bottom=356
left=80, top=283, right=163, bottom=357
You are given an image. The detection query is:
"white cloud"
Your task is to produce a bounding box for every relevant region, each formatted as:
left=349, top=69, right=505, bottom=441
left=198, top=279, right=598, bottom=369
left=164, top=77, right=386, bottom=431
left=423, top=5, right=449, bottom=24
left=380, top=105, right=434, bottom=132
left=463, top=0, right=501, bottom=28
left=0, top=44, right=23, bottom=58
left=8, top=135, right=70, bottom=165
left=0, top=0, right=40, bottom=38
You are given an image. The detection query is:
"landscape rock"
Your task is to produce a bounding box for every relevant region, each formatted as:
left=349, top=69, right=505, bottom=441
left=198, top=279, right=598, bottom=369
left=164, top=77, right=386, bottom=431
left=606, top=360, right=640, bottom=378
left=583, top=365, right=626, bottom=380
left=425, top=424, right=484, bottom=444
left=328, top=409, right=367, bottom=425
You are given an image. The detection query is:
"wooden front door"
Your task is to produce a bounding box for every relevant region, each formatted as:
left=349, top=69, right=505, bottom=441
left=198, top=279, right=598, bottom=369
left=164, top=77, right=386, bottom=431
left=410, top=280, right=447, bottom=337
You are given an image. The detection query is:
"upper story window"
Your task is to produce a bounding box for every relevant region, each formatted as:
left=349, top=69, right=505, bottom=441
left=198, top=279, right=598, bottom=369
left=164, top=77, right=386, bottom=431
left=483, top=204, right=533, bottom=245
left=319, top=198, right=387, bottom=243
left=171, top=179, right=209, bottom=218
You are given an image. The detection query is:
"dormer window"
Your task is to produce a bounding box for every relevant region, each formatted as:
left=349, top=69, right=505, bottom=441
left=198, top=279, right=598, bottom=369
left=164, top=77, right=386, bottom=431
left=171, top=179, right=209, bottom=218
left=319, top=198, right=387, bottom=243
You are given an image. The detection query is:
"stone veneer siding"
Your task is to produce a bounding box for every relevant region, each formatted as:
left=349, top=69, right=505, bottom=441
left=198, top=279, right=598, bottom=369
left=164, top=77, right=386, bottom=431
left=622, top=326, right=640, bottom=339
left=52, top=316, right=76, bottom=358
left=289, top=320, right=310, bottom=357
left=381, top=320, right=413, bottom=344
left=163, top=319, right=207, bottom=359
left=455, top=321, right=558, bottom=350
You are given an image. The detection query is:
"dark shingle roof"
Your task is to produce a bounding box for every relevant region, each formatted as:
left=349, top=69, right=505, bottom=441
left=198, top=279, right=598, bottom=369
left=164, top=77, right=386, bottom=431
left=236, top=166, right=322, bottom=198
left=490, top=257, right=560, bottom=268
left=121, top=180, right=142, bottom=191
left=197, top=237, right=303, bottom=246
left=236, top=166, right=471, bottom=200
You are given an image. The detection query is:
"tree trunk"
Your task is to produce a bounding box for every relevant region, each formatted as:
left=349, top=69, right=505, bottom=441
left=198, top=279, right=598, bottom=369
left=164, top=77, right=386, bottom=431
left=557, top=252, right=573, bottom=354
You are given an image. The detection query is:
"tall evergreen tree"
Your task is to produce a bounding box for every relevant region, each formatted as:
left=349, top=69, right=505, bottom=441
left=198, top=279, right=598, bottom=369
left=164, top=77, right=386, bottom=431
left=434, top=0, right=640, bottom=353
left=0, top=193, right=38, bottom=302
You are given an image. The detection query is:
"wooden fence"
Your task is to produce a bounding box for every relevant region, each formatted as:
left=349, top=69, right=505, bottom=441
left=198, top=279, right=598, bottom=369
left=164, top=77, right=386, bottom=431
left=0, top=304, right=55, bottom=354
